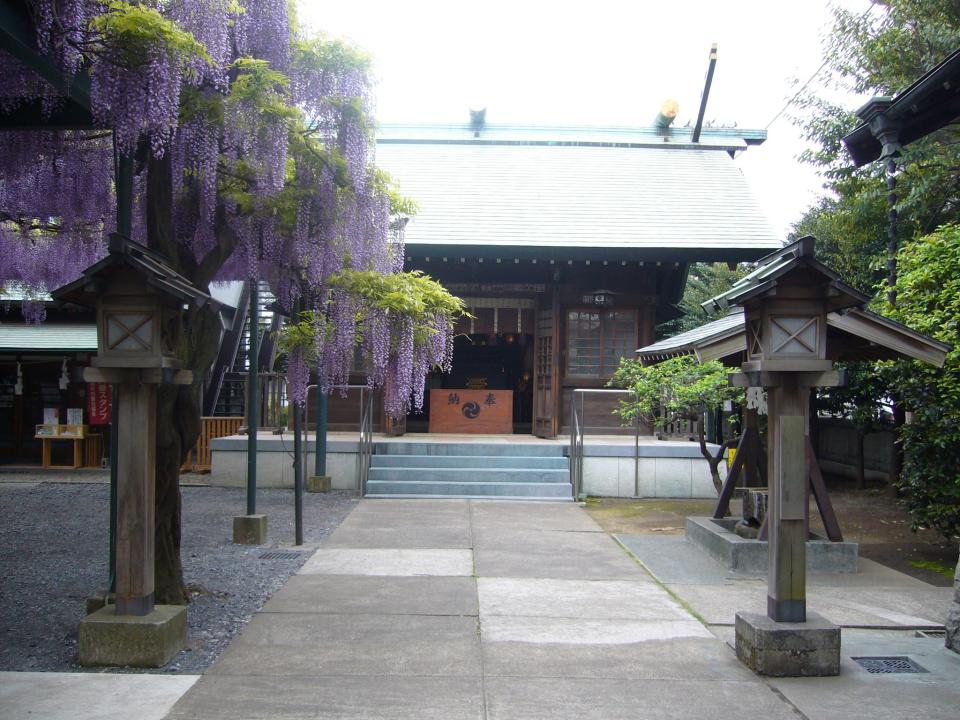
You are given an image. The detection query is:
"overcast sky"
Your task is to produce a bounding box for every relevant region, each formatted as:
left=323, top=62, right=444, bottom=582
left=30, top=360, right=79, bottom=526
left=299, top=0, right=874, bottom=237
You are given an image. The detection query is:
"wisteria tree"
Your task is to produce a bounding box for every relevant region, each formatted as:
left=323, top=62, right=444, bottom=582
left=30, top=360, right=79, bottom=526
left=0, top=0, right=460, bottom=603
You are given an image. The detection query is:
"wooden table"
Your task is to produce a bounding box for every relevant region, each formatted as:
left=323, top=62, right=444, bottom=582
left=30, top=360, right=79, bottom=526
left=428, top=389, right=513, bottom=434
left=37, top=435, right=85, bottom=469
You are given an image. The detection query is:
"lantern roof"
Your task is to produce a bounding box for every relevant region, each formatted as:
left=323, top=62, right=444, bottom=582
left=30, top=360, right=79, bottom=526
left=701, top=236, right=870, bottom=314
left=637, top=307, right=948, bottom=368
left=52, top=234, right=213, bottom=309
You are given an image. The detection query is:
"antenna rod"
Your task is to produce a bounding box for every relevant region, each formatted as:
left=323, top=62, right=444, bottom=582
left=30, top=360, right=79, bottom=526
left=692, top=44, right=718, bottom=143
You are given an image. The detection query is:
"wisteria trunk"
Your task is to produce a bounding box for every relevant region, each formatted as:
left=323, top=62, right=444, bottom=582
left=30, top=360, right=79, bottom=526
left=146, top=151, right=224, bottom=604
left=154, top=306, right=221, bottom=604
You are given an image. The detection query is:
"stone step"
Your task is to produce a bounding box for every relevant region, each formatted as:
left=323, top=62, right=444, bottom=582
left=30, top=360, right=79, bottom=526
left=364, top=480, right=573, bottom=498
left=370, top=454, right=569, bottom=470
left=365, top=494, right=573, bottom=502
left=374, top=442, right=565, bottom=457
left=367, top=467, right=570, bottom=484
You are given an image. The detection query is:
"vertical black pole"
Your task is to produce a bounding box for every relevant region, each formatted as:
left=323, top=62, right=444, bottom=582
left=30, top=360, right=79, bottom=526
left=246, top=280, right=259, bottom=515
left=886, top=157, right=898, bottom=306
left=109, top=148, right=133, bottom=592
left=315, top=385, right=327, bottom=477
left=294, top=391, right=304, bottom=546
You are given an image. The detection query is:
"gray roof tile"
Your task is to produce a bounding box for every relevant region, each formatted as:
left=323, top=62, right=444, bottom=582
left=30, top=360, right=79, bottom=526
left=376, top=140, right=781, bottom=253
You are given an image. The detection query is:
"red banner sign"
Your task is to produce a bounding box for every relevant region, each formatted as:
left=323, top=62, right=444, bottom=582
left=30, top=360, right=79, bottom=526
left=87, top=383, right=112, bottom=425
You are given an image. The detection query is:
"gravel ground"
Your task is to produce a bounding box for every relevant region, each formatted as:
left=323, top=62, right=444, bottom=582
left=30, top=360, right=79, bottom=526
left=0, top=472, right=358, bottom=673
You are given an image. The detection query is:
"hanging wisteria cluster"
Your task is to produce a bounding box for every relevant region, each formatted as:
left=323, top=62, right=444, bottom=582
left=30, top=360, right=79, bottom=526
left=0, top=0, right=460, bottom=415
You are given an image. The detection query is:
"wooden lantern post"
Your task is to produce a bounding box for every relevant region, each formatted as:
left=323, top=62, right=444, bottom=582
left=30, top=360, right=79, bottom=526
left=715, top=236, right=870, bottom=676
left=54, top=234, right=211, bottom=666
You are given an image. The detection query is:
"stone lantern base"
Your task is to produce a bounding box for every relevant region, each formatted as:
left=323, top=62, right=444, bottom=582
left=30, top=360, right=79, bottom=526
left=735, top=611, right=840, bottom=677
left=233, top=514, right=268, bottom=544
left=307, top=475, right=332, bottom=493
left=78, top=604, right=187, bottom=667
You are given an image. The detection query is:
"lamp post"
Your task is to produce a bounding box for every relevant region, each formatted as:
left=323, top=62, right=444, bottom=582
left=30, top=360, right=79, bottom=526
left=55, top=234, right=208, bottom=667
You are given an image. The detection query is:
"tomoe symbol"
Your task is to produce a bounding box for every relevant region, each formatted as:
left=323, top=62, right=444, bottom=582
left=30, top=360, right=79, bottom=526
left=461, top=401, right=481, bottom=419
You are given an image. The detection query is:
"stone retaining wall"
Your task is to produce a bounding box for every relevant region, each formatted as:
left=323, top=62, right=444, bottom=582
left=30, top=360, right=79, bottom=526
left=209, top=436, right=721, bottom=499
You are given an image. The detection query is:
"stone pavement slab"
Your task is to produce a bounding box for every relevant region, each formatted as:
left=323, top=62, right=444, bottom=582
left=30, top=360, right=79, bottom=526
left=481, top=636, right=758, bottom=681
left=320, top=524, right=474, bottom=548
left=207, top=612, right=481, bottom=677
left=672, top=582, right=949, bottom=627
left=167, top=675, right=484, bottom=720
left=483, top=677, right=801, bottom=720
left=343, top=498, right=471, bottom=520
left=0, top=671, right=198, bottom=720
left=262, top=574, right=478, bottom=616
left=618, top=533, right=952, bottom=628
left=478, top=577, right=683, bottom=620
left=769, top=631, right=960, bottom=720
left=481, top=615, right=713, bottom=644
left=300, top=548, right=474, bottom=576
left=473, top=529, right=642, bottom=580
left=470, top=500, right=603, bottom=532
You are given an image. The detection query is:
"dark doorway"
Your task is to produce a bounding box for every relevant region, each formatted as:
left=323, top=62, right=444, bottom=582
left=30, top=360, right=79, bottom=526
left=406, top=332, right=534, bottom=433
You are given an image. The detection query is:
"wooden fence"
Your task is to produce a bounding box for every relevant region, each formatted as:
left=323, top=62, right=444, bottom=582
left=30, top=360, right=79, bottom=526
left=181, top=416, right=244, bottom=473
left=658, top=417, right=701, bottom=441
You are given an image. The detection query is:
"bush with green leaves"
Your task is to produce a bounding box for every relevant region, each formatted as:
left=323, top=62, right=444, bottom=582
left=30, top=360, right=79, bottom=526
left=882, top=224, right=960, bottom=540
left=609, top=355, right=743, bottom=494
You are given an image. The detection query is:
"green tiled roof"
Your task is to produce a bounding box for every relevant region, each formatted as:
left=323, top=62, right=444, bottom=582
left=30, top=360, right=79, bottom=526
left=0, top=323, right=97, bottom=351
left=376, top=125, right=780, bottom=254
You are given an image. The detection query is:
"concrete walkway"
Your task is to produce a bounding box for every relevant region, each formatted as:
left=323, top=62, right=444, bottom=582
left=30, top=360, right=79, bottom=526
left=1, top=671, right=199, bottom=720
left=165, top=499, right=807, bottom=720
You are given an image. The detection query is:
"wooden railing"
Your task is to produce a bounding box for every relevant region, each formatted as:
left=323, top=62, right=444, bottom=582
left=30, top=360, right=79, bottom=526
left=181, top=416, right=244, bottom=473
left=658, top=417, right=701, bottom=441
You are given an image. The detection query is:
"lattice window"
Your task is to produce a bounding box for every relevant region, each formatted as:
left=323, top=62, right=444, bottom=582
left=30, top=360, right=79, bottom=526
left=748, top=320, right=763, bottom=357
left=566, top=309, right=637, bottom=378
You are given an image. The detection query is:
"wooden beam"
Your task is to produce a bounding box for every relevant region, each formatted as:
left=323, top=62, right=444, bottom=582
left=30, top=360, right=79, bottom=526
left=713, top=432, right=747, bottom=518
left=807, top=436, right=843, bottom=542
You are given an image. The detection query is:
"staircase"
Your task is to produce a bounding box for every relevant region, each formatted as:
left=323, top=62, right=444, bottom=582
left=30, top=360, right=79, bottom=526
left=365, top=442, right=572, bottom=500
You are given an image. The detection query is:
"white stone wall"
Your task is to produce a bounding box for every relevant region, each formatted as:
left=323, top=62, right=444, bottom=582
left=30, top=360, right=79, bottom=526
left=581, top=456, right=718, bottom=498
left=209, top=450, right=359, bottom=491
left=209, top=438, right=720, bottom=499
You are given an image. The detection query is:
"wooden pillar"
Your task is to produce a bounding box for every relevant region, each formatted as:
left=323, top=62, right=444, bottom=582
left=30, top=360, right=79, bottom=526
left=766, top=373, right=807, bottom=623
left=114, top=375, right=156, bottom=616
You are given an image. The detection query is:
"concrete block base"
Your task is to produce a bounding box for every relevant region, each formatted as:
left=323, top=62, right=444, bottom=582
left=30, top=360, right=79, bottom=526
left=78, top=604, right=187, bottom=667
left=686, top=516, right=858, bottom=573
left=233, top=514, right=268, bottom=545
left=947, top=548, right=960, bottom=654
left=307, top=475, right=332, bottom=493
left=735, top=610, right=840, bottom=677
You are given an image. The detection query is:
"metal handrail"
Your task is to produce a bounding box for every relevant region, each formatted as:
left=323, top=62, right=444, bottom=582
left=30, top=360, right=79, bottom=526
left=569, top=394, right=584, bottom=500
left=306, top=383, right=376, bottom=495
left=569, top=389, right=641, bottom=500
left=358, top=387, right=374, bottom=495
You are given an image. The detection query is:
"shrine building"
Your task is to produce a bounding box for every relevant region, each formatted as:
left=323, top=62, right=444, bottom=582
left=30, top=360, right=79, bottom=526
left=372, top=118, right=781, bottom=437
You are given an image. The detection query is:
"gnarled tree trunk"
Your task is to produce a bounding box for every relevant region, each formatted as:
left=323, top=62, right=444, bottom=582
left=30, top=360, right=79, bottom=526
left=147, top=151, right=235, bottom=603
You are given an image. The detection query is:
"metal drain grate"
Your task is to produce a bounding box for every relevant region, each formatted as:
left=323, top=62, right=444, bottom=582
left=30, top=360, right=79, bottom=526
left=259, top=551, right=302, bottom=560
left=915, top=629, right=947, bottom=640
left=852, top=656, right=928, bottom=674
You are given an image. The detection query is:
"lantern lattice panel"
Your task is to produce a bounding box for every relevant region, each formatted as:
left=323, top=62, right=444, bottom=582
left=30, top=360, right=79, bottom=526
left=769, top=315, right=819, bottom=356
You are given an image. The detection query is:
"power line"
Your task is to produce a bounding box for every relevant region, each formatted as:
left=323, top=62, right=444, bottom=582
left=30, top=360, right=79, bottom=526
left=764, top=2, right=878, bottom=130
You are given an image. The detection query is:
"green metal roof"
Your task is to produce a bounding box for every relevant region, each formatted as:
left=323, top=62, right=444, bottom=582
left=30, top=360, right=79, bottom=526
left=376, top=127, right=780, bottom=255
left=637, top=310, right=745, bottom=361
left=0, top=323, right=97, bottom=351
